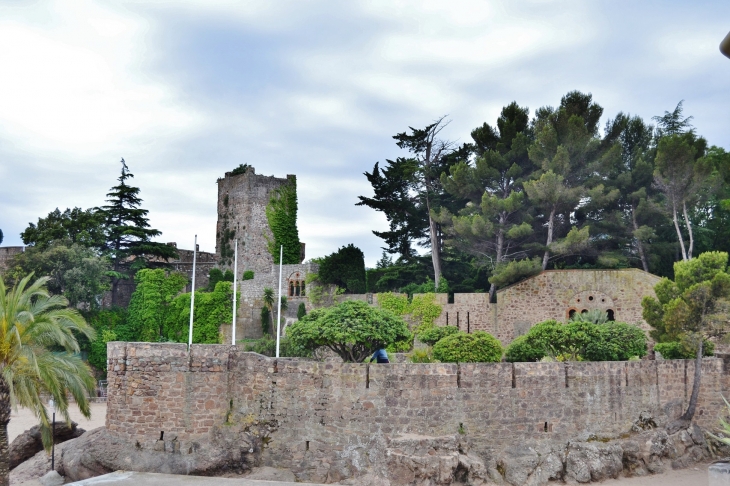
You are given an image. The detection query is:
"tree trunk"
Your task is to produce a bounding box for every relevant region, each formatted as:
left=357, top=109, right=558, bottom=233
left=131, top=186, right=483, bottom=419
left=667, top=338, right=704, bottom=434
left=682, top=200, right=694, bottom=260
left=631, top=205, right=649, bottom=272
left=429, top=215, right=442, bottom=291
left=489, top=226, right=506, bottom=302
left=0, top=376, right=11, bottom=486
left=671, top=200, right=688, bottom=261
left=541, top=208, right=556, bottom=270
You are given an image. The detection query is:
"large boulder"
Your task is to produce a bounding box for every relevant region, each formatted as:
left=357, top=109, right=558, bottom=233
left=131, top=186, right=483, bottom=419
left=9, top=421, right=84, bottom=470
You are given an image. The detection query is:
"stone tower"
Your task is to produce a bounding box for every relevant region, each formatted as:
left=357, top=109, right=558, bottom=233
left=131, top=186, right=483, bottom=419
left=215, top=166, right=295, bottom=274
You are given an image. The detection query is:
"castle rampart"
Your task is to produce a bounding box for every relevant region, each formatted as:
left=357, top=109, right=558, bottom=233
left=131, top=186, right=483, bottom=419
left=106, top=342, right=730, bottom=482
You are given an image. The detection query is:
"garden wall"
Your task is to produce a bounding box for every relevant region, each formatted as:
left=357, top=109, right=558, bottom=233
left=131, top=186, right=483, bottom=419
left=106, top=342, right=730, bottom=480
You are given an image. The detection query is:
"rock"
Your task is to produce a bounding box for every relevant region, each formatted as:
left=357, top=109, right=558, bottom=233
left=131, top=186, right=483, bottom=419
left=497, top=446, right=539, bottom=486
left=39, top=470, right=64, bottom=486
left=565, top=441, right=622, bottom=483
left=9, top=421, right=84, bottom=470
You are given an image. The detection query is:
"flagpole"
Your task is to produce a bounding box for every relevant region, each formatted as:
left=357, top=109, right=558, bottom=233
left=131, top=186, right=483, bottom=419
left=232, top=239, right=238, bottom=345
left=188, top=235, right=197, bottom=349
left=276, top=245, right=283, bottom=358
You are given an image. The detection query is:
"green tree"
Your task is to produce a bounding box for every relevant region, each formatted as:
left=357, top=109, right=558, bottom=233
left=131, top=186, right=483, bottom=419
left=439, top=102, right=535, bottom=298
left=317, top=244, right=366, bottom=293
left=6, top=243, right=111, bottom=311
left=287, top=300, right=411, bottom=362
left=642, top=252, right=730, bottom=425
left=297, top=302, right=306, bottom=320
left=97, top=159, right=178, bottom=306
left=21, top=207, right=105, bottom=250
left=163, top=281, right=236, bottom=344
left=261, top=288, right=275, bottom=335
left=0, top=275, right=96, bottom=484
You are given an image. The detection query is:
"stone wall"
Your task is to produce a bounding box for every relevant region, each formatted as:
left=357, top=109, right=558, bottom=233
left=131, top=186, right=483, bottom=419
left=0, top=246, right=24, bottom=274
left=106, top=342, right=730, bottom=483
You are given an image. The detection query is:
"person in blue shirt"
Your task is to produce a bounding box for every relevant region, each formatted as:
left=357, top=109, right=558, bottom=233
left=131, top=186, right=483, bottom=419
left=371, top=348, right=389, bottom=363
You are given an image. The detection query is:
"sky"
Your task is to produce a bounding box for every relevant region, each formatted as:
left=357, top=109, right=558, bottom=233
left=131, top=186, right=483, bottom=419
left=1, top=0, right=729, bottom=267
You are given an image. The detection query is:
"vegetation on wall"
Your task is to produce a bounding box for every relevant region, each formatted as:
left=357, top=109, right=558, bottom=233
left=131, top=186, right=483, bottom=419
left=207, top=268, right=234, bottom=291
left=243, top=270, right=254, bottom=280
left=265, top=179, right=301, bottom=264
left=164, top=281, right=235, bottom=344
left=230, top=164, right=249, bottom=176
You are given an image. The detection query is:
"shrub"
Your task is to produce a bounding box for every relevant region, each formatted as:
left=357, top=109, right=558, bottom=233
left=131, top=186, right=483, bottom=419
left=243, top=336, right=311, bottom=358
left=409, top=348, right=437, bottom=363
left=243, top=270, right=254, bottom=280
left=584, top=322, right=647, bottom=361
left=654, top=340, right=714, bottom=359
left=418, top=325, right=459, bottom=346
left=287, top=300, right=411, bottom=362
left=432, top=331, right=503, bottom=363
left=297, top=302, right=307, bottom=319
left=505, top=334, right=545, bottom=363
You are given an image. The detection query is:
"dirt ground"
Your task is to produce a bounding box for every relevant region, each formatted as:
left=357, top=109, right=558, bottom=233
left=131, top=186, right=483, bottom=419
left=7, top=404, right=712, bottom=485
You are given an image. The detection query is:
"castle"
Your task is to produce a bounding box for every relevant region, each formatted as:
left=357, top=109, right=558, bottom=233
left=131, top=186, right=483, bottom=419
left=218, top=167, right=660, bottom=344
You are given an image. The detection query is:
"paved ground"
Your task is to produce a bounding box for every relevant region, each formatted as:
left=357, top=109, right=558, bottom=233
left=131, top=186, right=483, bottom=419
left=66, top=471, right=329, bottom=486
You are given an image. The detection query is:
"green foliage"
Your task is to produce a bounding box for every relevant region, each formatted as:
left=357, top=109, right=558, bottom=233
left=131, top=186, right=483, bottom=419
left=261, top=307, right=271, bottom=334
left=417, top=325, right=459, bottom=346
left=243, top=270, right=254, bottom=280
left=230, top=164, right=249, bottom=176
left=584, top=322, right=648, bottom=361
left=297, top=302, right=307, bottom=319
left=408, top=348, right=437, bottom=363
left=317, top=244, right=366, bottom=293
left=410, top=293, right=443, bottom=330
left=242, top=335, right=311, bottom=358
left=163, top=281, right=235, bottom=344
left=21, top=207, right=106, bottom=250
left=570, top=309, right=609, bottom=324
left=6, top=242, right=111, bottom=311
left=125, top=269, right=188, bottom=342
left=654, top=340, right=714, bottom=359
left=287, top=300, right=411, bottom=362
left=505, top=319, right=647, bottom=362
left=432, top=331, right=503, bottom=363
left=489, top=258, right=542, bottom=288
left=208, top=268, right=234, bottom=291
left=377, top=292, right=410, bottom=315
left=0, top=274, right=97, bottom=450
left=265, top=179, right=301, bottom=264
left=88, top=329, right=117, bottom=372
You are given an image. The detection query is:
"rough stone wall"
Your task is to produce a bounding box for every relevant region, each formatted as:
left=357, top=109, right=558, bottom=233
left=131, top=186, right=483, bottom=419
left=0, top=246, right=24, bottom=274
left=237, top=262, right=319, bottom=339
left=216, top=167, right=295, bottom=275
left=494, top=269, right=660, bottom=342
left=106, top=342, right=730, bottom=483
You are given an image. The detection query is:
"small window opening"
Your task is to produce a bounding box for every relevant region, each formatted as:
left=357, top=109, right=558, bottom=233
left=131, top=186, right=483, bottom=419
left=160, top=431, right=164, bottom=441
left=581, top=309, right=588, bottom=314
left=543, top=422, right=548, bottom=432
left=577, top=298, right=581, bottom=303
left=607, top=309, right=615, bottom=321
left=467, top=312, right=470, bottom=333
left=446, top=312, right=449, bottom=326
left=588, top=296, right=594, bottom=301
left=601, top=298, right=605, bottom=303
left=456, top=312, right=460, bottom=330
left=306, top=441, right=310, bottom=451
left=568, top=309, right=577, bottom=319
left=289, top=282, right=294, bottom=297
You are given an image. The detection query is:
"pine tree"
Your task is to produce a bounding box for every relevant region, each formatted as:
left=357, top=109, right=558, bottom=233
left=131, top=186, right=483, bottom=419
left=98, top=159, right=177, bottom=305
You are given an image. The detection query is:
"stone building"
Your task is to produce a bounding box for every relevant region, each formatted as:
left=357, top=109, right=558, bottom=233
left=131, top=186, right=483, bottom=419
left=0, top=246, right=24, bottom=274
left=215, top=167, right=311, bottom=339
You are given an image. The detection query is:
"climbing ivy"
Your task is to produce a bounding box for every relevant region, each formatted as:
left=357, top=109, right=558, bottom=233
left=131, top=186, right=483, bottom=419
left=377, top=292, right=443, bottom=341
left=125, top=269, right=188, bottom=342
left=265, top=179, right=301, bottom=264
left=164, top=281, right=237, bottom=344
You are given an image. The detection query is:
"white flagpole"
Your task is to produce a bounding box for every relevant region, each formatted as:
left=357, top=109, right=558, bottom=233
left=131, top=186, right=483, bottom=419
left=275, top=245, right=283, bottom=358
left=188, top=235, right=197, bottom=349
left=232, top=239, right=238, bottom=345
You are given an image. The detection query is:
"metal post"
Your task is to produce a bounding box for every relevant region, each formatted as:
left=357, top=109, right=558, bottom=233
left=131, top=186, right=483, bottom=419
left=276, top=245, right=283, bottom=358
left=49, top=398, right=55, bottom=471
left=232, top=239, right=238, bottom=345
left=188, top=235, right=197, bottom=348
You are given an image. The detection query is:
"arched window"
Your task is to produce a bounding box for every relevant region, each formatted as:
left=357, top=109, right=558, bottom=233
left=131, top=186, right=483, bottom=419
left=301, top=281, right=305, bottom=296
left=607, top=309, right=615, bottom=321
left=568, top=309, right=577, bottom=320
left=289, top=281, right=295, bottom=297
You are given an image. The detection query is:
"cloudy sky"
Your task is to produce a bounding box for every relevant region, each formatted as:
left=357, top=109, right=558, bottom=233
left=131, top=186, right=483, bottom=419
left=1, top=0, right=728, bottom=267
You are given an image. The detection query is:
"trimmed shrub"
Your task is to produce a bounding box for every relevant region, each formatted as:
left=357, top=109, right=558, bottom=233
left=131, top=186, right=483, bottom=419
left=432, top=331, right=503, bottom=363
left=584, top=322, right=647, bottom=361
left=418, top=325, right=459, bottom=346
left=504, top=334, right=544, bottom=363
left=297, top=302, right=307, bottom=319
left=504, top=320, right=562, bottom=362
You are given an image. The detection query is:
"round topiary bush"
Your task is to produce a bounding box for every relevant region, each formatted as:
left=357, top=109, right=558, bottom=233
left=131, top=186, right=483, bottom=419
left=417, top=325, right=459, bottom=346
left=432, top=331, right=503, bottom=363
left=504, top=334, right=544, bottom=362
left=504, top=320, right=563, bottom=362
left=584, top=322, right=647, bottom=361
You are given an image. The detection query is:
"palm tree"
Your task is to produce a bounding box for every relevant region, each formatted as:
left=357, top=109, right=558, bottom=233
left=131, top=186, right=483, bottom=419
left=262, top=288, right=275, bottom=335
left=0, top=274, right=96, bottom=485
